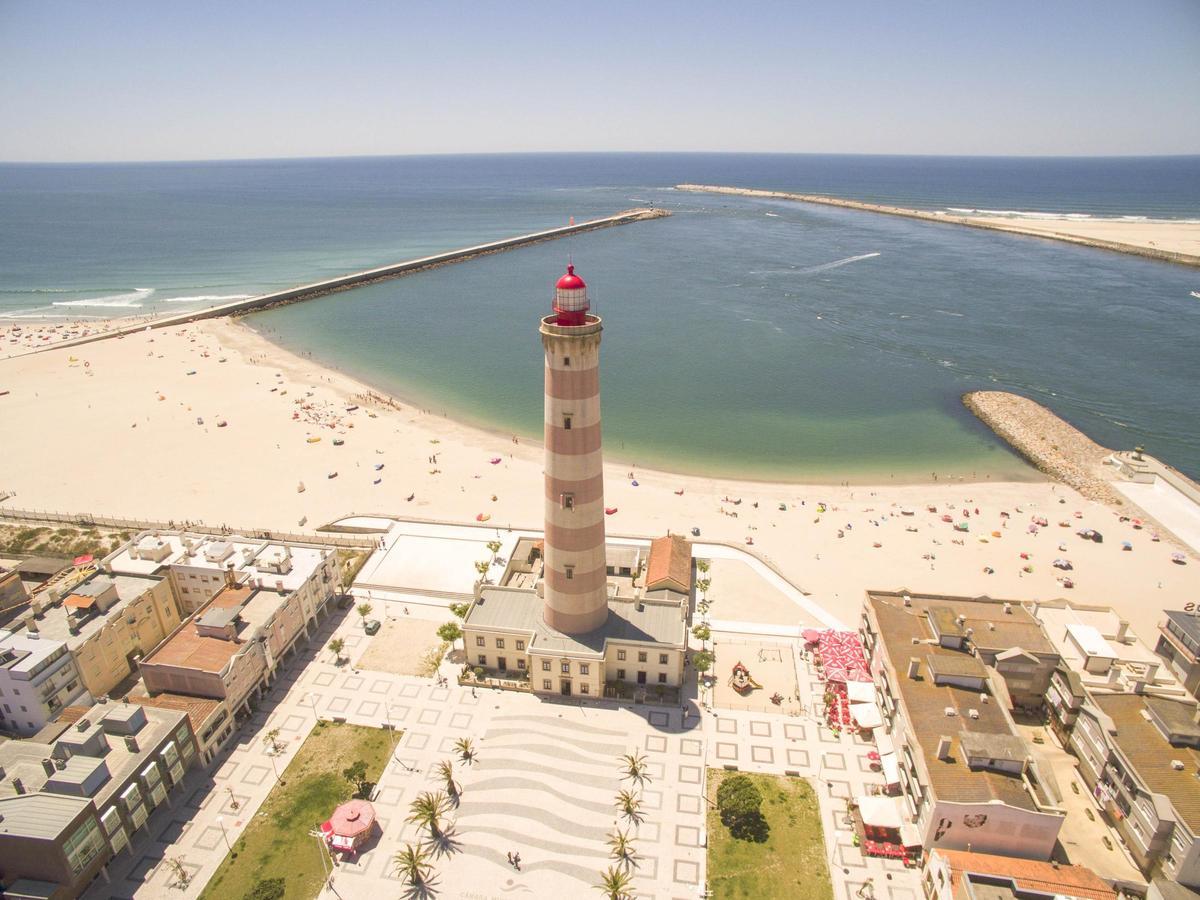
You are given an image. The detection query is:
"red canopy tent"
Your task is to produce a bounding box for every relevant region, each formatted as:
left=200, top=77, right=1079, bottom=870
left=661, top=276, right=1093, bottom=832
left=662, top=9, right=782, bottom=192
left=322, top=799, right=377, bottom=856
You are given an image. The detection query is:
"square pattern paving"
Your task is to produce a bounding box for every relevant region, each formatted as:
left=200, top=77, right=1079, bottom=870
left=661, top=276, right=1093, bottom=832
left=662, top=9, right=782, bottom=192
left=749, top=720, right=772, bottom=737
left=673, top=860, right=700, bottom=885
left=449, top=712, right=472, bottom=729
left=343, top=675, right=364, bottom=691
left=715, top=717, right=738, bottom=734
left=641, top=790, right=663, bottom=811
left=645, top=734, right=668, bottom=753
left=827, top=779, right=853, bottom=800
left=369, top=679, right=391, bottom=695
left=674, top=824, right=701, bottom=847
left=787, top=748, right=810, bottom=768
left=327, top=696, right=350, bottom=714
left=648, top=710, right=670, bottom=727
left=715, top=742, right=738, bottom=760
left=680, top=738, right=703, bottom=757
left=405, top=732, right=429, bottom=751
left=678, top=765, right=702, bottom=784
left=280, top=714, right=306, bottom=732
left=240, top=765, right=270, bottom=786
left=356, top=700, right=379, bottom=717
left=399, top=683, right=422, bottom=698
left=312, top=672, right=335, bottom=687
left=750, top=745, right=774, bottom=764
left=193, top=825, right=224, bottom=852
left=676, top=793, right=702, bottom=814
left=784, top=723, right=806, bottom=740
left=418, top=708, right=442, bottom=726
left=822, top=751, right=846, bottom=770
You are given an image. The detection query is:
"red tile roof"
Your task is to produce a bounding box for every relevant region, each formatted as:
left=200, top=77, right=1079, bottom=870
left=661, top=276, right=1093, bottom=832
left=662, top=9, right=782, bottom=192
left=646, top=534, right=691, bottom=593
left=936, top=849, right=1117, bottom=900
left=127, top=691, right=221, bottom=734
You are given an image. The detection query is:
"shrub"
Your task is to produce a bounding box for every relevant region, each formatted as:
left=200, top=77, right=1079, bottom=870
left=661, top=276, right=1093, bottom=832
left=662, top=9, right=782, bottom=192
left=246, top=878, right=286, bottom=900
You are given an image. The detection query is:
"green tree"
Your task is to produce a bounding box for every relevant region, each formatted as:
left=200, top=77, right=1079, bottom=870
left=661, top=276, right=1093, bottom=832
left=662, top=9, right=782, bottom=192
left=435, top=759, right=460, bottom=798
left=328, top=637, right=345, bottom=663
left=691, top=623, right=711, bottom=646
left=486, top=540, right=501, bottom=555
left=716, top=775, right=769, bottom=842
left=454, top=737, right=477, bottom=765
left=391, top=844, right=434, bottom=888
left=448, top=602, right=470, bottom=619
left=356, top=602, right=373, bottom=626
left=437, top=621, right=463, bottom=643
left=246, top=877, right=286, bottom=900
left=262, top=727, right=283, bottom=754
left=606, top=828, right=636, bottom=866
left=614, top=789, right=642, bottom=824
left=474, top=560, right=490, bottom=577
left=596, top=865, right=635, bottom=900
left=696, top=577, right=711, bottom=597
left=407, top=791, right=452, bottom=840
left=342, top=760, right=370, bottom=798
left=696, top=559, right=710, bottom=576
left=692, top=650, right=714, bottom=674
left=619, top=752, right=651, bottom=786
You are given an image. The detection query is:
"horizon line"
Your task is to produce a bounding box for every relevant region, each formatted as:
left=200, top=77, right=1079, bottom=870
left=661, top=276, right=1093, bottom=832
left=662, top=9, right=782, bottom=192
left=2, top=149, right=1199, bottom=166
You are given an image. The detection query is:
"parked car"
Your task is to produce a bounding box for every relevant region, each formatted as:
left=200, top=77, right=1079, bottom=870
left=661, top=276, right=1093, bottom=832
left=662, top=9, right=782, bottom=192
left=364, top=619, right=381, bottom=635
left=336, top=594, right=354, bottom=610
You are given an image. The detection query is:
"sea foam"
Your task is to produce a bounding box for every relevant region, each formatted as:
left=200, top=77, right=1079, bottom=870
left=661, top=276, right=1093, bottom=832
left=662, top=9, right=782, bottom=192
left=52, top=288, right=154, bottom=308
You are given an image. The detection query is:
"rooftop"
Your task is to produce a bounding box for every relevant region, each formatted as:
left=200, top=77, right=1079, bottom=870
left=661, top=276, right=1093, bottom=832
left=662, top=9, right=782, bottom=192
left=1165, top=609, right=1200, bottom=644
left=0, top=793, right=90, bottom=840
left=126, top=691, right=223, bottom=735
left=142, top=584, right=283, bottom=672
left=33, top=572, right=165, bottom=648
left=645, top=534, right=692, bottom=593
left=868, top=593, right=1040, bottom=811
left=935, top=849, right=1117, bottom=900
left=0, top=629, right=67, bottom=674
left=467, top=585, right=687, bottom=656
left=922, top=596, right=1055, bottom=656
left=1092, top=692, right=1200, bottom=832
left=0, top=702, right=187, bottom=820
left=14, top=557, right=71, bottom=578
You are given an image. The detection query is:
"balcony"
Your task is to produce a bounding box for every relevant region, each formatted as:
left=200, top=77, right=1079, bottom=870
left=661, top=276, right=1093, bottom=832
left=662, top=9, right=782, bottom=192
left=1158, top=623, right=1199, bottom=665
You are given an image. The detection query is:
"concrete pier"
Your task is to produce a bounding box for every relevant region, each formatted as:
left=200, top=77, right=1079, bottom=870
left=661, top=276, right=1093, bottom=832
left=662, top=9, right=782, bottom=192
left=18, top=207, right=669, bottom=355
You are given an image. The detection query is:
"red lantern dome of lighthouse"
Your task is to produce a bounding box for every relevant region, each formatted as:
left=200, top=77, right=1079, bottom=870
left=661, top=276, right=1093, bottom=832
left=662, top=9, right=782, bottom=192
left=553, top=264, right=589, bottom=326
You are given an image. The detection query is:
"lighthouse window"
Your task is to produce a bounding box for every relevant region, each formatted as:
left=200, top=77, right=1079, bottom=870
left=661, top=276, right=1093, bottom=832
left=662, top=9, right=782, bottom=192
left=563, top=415, right=572, bottom=430
left=563, top=356, right=571, bottom=367
left=562, top=493, right=575, bottom=510
left=565, top=566, right=574, bottom=580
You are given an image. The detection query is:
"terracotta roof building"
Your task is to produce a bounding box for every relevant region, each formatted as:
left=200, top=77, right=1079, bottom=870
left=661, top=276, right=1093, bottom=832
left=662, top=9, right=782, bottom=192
left=861, top=592, right=1065, bottom=860
left=644, top=535, right=692, bottom=595
left=925, top=849, right=1118, bottom=900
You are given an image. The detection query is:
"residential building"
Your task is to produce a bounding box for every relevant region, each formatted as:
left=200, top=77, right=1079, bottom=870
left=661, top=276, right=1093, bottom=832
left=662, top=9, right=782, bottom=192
left=861, top=592, right=1065, bottom=859
left=644, top=534, right=693, bottom=594
left=1155, top=610, right=1200, bottom=702
left=1070, top=691, right=1200, bottom=886
left=124, top=692, right=227, bottom=766
left=19, top=572, right=182, bottom=699
left=0, top=701, right=198, bottom=899
left=923, top=848, right=1118, bottom=900
left=0, top=567, right=28, bottom=613
left=0, top=631, right=89, bottom=736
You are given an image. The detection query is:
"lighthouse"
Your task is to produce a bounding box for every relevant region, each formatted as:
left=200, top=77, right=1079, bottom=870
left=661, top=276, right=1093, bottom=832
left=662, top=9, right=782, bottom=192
left=539, top=264, right=609, bottom=635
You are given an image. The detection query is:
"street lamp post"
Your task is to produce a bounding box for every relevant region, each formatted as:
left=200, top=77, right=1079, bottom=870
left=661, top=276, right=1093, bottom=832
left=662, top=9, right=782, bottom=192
left=216, top=815, right=232, bottom=854
left=384, top=704, right=399, bottom=757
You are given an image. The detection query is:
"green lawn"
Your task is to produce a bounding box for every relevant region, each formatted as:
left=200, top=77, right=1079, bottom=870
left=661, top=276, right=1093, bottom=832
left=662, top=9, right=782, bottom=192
left=199, top=722, right=394, bottom=900
left=706, top=770, right=833, bottom=900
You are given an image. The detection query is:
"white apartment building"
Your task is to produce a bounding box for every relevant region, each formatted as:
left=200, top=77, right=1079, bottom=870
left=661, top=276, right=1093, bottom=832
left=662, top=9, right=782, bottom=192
left=0, top=631, right=90, bottom=736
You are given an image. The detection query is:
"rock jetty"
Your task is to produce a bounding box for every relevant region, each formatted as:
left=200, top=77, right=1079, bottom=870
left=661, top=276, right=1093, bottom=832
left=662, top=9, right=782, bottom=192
left=963, top=391, right=1124, bottom=505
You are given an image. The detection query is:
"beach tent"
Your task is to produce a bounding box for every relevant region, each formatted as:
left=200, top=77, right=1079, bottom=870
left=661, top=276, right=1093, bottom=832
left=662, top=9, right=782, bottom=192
left=847, top=681, right=876, bottom=703
left=851, top=702, right=882, bottom=729
left=323, top=799, right=377, bottom=856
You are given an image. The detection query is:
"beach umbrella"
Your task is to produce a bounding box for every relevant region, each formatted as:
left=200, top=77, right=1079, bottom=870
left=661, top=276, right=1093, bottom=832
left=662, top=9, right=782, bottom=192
left=1027, top=524, right=1038, bottom=534
left=1172, top=553, right=1187, bottom=564
left=1052, top=559, right=1072, bottom=570
left=73, top=554, right=94, bottom=566
left=1121, top=541, right=1132, bottom=551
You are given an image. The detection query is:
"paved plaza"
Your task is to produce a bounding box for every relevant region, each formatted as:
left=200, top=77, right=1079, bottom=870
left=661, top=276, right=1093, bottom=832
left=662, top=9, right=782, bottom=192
left=84, top=603, right=919, bottom=900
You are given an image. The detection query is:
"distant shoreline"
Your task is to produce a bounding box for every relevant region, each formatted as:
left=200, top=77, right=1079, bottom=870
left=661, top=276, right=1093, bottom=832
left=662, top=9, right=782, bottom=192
left=676, top=184, right=1200, bottom=268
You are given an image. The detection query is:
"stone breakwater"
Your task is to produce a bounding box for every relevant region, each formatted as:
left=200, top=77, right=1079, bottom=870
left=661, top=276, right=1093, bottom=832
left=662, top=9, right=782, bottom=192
left=962, top=391, right=1124, bottom=505
left=676, top=184, right=1200, bottom=269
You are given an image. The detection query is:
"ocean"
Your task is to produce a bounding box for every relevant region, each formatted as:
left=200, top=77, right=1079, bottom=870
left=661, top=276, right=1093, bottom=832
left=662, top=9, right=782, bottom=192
left=2, top=153, right=1198, bottom=480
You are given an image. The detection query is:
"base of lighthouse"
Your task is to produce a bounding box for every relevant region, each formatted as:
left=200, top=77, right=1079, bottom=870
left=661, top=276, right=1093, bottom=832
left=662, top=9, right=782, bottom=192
left=461, top=534, right=692, bottom=700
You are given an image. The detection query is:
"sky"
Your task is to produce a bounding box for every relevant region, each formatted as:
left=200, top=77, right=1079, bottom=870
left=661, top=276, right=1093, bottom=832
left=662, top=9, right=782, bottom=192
left=1, top=0, right=1198, bottom=162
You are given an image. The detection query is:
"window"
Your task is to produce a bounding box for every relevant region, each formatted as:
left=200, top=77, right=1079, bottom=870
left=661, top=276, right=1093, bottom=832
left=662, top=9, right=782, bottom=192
left=565, top=566, right=574, bottom=580
left=658, top=673, right=667, bottom=684
left=561, top=662, right=570, bottom=674
left=542, top=660, right=551, bottom=671
left=495, top=638, right=505, bottom=649
left=580, top=664, right=590, bottom=675
left=563, top=356, right=571, bottom=366
left=477, top=654, right=487, bottom=665
left=580, top=683, right=589, bottom=694
left=497, top=657, right=507, bottom=671
left=517, top=659, right=526, bottom=670
left=475, top=636, right=485, bottom=647
left=659, top=654, right=669, bottom=665
left=516, top=640, right=525, bottom=651
left=617, top=650, right=626, bottom=661
left=562, top=493, right=575, bottom=510
left=638, top=652, right=647, bottom=663
left=563, top=415, right=572, bottom=430
left=63, top=817, right=106, bottom=875
left=543, top=679, right=552, bottom=690
left=617, top=669, right=626, bottom=680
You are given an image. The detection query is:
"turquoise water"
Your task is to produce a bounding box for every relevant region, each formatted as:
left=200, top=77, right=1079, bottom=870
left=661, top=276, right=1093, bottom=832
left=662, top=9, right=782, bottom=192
left=3, top=154, right=1199, bottom=480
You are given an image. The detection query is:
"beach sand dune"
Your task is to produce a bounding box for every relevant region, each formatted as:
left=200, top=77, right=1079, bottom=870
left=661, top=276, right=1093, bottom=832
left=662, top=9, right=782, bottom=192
left=1, top=317, right=1196, bottom=644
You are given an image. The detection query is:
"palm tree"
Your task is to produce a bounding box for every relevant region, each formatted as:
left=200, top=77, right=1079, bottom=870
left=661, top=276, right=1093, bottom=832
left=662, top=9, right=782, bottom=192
left=263, top=727, right=283, bottom=754
left=392, top=843, right=434, bottom=887
left=596, top=865, right=635, bottom=900
left=619, top=752, right=651, bottom=785
left=356, top=602, right=373, bottom=627
left=407, top=791, right=452, bottom=840
left=454, top=737, right=477, bottom=766
left=606, top=828, right=636, bottom=867
left=328, top=637, right=345, bottom=663
left=614, top=789, right=641, bottom=824
left=435, top=759, right=460, bottom=798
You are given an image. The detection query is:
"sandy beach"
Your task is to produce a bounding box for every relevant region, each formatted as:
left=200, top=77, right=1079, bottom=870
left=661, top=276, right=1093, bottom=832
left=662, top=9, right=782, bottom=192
left=677, top=184, right=1200, bottom=266
left=1, top=317, right=1197, bottom=644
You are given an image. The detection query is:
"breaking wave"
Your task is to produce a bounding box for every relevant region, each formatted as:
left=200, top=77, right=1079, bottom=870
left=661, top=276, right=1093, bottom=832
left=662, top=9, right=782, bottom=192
left=52, top=288, right=153, bottom=308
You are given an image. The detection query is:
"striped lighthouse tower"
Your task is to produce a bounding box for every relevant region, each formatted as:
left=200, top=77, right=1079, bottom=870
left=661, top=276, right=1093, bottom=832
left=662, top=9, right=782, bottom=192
left=539, top=264, right=609, bottom=635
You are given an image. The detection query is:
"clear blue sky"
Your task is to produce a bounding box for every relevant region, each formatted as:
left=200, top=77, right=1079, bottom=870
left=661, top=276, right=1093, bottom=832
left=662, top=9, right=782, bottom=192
left=1, top=0, right=1197, bottom=162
